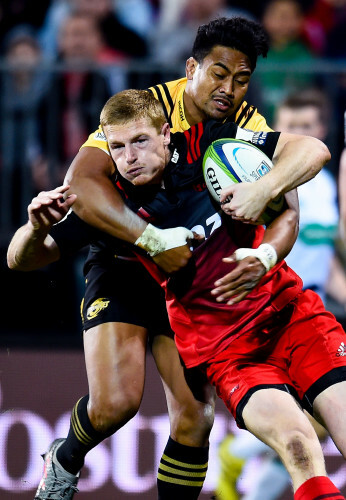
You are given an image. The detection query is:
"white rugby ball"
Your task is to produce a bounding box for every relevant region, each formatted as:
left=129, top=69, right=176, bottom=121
left=202, top=138, right=284, bottom=224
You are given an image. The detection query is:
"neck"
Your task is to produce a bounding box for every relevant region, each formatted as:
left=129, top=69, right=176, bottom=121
left=183, top=85, right=205, bottom=126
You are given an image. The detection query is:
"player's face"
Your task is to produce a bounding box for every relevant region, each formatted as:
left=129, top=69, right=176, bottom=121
left=185, top=45, right=252, bottom=122
left=274, top=106, right=326, bottom=140
left=104, top=119, right=171, bottom=186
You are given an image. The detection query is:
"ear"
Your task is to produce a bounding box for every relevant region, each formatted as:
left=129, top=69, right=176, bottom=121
left=162, top=122, right=171, bottom=145
left=186, top=57, right=198, bottom=80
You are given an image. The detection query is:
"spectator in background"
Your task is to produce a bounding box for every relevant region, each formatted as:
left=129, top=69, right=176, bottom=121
left=303, top=0, right=346, bottom=57
left=324, top=0, right=346, bottom=59
left=149, top=0, right=254, bottom=64
left=35, top=12, right=113, bottom=191
left=1, top=25, right=48, bottom=113
left=255, top=0, right=317, bottom=123
left=274, top=89, right=346, bottom=316
left=0, top=0, right=49, bottom=52
left=0, top=25, right=50, bottom=221
left=115, top=0, right=157, bottom=40
left=39, top=0, right=148, bottom=62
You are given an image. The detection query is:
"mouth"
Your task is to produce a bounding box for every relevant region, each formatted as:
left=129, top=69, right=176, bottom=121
left=126, top=166, right=144, bottom=177
left=212, top=97, right=233, bottom=113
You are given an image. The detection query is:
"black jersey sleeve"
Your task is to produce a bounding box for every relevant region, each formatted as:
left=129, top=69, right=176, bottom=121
left=201, top=120, right=280, bottom=161
left=49, top=211, right=100, bottom=258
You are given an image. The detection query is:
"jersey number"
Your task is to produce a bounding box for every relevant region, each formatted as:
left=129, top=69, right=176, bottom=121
left=191, top=212, right=222, bottom=239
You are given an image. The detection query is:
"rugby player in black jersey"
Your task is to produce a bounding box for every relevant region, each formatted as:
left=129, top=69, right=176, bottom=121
left=7, top=18, right=333, bottom=500
left=9, top=88, right=343, bottom=500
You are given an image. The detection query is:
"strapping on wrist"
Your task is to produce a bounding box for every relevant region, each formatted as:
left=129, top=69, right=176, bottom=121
left=134, top=224, right=166, bottom=256
left=234, top=243, right=277, bottom=272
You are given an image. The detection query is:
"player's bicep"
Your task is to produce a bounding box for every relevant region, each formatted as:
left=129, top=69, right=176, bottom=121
left=272, top=132, right=303, bottom=163
left=64, top=146, right=120, bottom=221
left=65, top=147, right=115, bottom=192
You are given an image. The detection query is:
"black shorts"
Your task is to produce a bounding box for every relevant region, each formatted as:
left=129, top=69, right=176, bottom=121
left=81, top=257, right=172, bottom=337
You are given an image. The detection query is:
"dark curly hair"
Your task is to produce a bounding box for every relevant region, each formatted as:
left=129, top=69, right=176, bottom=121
left=192, top=17, right=269, bottom=71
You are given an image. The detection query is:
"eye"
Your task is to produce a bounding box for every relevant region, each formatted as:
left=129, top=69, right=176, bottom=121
left=110, top=144, right=123, bottom=151
left=214, top=72, right=225, bottom=79
left=235, top=78, right=250, bottom=85
left=135, top=137, right=148, bottom=146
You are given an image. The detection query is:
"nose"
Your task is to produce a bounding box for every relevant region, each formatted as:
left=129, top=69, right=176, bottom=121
left=219, top=78, right=234, bottom=97
left=125, top=144, right=137, bottom=164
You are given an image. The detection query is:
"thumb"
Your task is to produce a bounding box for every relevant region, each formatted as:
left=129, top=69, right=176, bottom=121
left=64, top=193, right=77, bottom=207
left=192, top=231, right=205, bottom=241
left=180, top=227, right=194, bottom=239
left=222, top=254, right=237, bottom=263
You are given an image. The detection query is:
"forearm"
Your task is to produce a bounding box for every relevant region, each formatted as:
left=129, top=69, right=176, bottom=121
left=261, top=190, right=299, bottom=262
left=7, top=223, right=59, bottom=271
left=261, top=209, right=298, bottom=262
left=65, top=148, right=195, bottom=272
left=65, top=147, right=147, bottom=243
left=259, top=136, right=331, bottom=201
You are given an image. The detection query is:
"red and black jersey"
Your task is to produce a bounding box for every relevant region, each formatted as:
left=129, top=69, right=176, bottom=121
left=51, top=119, right=302, bottom=368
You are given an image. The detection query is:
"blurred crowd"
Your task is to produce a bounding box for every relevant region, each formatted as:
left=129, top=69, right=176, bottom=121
left=1, top=0, right=346, bottom=62
left=1, top=0, right=346, bottom=337
left=0, top=0, right=345, bottom=192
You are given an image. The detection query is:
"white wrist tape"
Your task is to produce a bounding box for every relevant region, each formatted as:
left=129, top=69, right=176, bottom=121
left=234, top=243, right=277, bottom=272
left=135, top=223, right=194, bottom=257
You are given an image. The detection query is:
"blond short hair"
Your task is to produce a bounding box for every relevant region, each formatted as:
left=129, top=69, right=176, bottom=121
left=100, top=89, right=166, bottom=132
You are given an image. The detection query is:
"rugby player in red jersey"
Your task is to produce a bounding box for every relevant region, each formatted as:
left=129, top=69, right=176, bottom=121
left=8, top=17, right=336, bottom=500
left=98, top=89, right=344, bottom=500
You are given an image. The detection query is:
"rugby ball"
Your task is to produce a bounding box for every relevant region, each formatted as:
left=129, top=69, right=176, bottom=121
left=202, top=138, right=285, bottom=225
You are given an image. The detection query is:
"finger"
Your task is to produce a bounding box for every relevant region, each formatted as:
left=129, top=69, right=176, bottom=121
left=213, top=284, right=249, bottom=302
left=30, top=211, right=52, bottom=227
left=227, top=290, right=249, bottom=305
left=54, top=184, right=71, bottom=194
left=211, top=274, right=248, bottom=297
left=220, top=196, right=232, bottom=205
left=56, top=193, right=77, bottom=210
left=221, top=204, right=233, bottom=215
left=35, top=195, right=58, bottom=205
left=29, top=201, right=44, bottom=211
left=220, top=185, right=235, bottom=202
left=31, top=203, right=68, bottom=225
left=231, top=216, right=260, bottom=225
left=213, top=265, right=244, bottom=287
left=211, top=277, right=237, bottom=293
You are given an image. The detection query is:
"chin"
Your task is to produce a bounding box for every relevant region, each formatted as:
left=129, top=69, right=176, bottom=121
left=132, top=176, right=152, bottom=186
left=210, top=107, right=232, bottom=121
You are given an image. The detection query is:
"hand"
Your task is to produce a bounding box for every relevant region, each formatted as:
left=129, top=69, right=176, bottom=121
left=28, top=185, right=77, bottom=234
left=153, top=244, right=193, bottom=273
left=220, top=181, right=272, bottom=223
left=152, top=230, right=204, bottom=273
left=211, top=254, right=266, bottom=304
